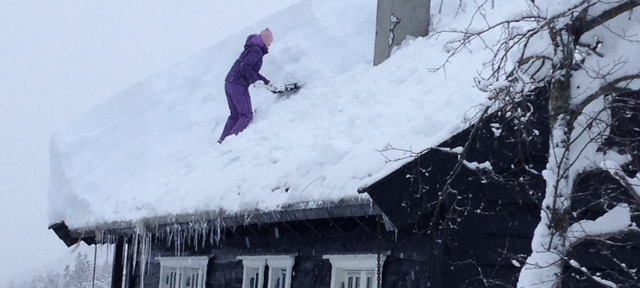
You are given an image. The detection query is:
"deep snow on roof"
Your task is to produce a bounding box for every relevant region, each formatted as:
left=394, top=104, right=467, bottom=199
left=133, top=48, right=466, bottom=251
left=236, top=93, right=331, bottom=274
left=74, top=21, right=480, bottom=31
left=48, top=0, right=509, bottom=229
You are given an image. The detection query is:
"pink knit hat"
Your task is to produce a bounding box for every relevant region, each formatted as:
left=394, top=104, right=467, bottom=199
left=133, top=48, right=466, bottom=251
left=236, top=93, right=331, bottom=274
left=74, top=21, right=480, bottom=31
left=260, top=28, right=273, bottom=46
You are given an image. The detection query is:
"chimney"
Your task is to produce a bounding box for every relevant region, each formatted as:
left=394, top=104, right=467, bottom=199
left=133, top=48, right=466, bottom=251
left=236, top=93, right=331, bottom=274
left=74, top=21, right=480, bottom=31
left=373, top=0, right=431, bottom=66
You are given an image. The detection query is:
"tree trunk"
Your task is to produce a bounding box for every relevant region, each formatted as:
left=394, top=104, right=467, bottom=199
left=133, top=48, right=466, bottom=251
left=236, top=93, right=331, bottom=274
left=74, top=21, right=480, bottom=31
left=518, top=26, right=578, bottom=288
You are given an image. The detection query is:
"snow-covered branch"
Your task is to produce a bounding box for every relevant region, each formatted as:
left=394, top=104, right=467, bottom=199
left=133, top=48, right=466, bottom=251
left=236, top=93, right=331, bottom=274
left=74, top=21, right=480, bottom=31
left=601, top=160, right=640, bottom=203
left=566, top=203, right=637, bottom=247
left=463, top=160, right=493, bottom=171
left=567, top=259, right=618, bottom=288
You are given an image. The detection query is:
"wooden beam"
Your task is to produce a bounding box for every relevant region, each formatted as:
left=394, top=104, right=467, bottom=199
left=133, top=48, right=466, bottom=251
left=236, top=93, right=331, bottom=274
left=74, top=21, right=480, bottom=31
left=327, top=218, right=346, bottom=234
left=246, top=226, right=261, bottom=238
left=230, top=226, right=244, bottom=240
left=281, top=222, right=300, bottom=237
left=261, top=223, right=275, bottom=234
left=352, top=217, right=372, bottom=233
left=302, top=220, right=322, bottom=236
left=111, top=237, right=125, bottom=288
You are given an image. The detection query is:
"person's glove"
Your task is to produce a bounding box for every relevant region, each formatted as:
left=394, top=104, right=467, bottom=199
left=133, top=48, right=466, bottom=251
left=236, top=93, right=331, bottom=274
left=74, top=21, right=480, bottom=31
left=254, top=81, right=280, bottom=92
left=253, top=80, right=268, bottom=89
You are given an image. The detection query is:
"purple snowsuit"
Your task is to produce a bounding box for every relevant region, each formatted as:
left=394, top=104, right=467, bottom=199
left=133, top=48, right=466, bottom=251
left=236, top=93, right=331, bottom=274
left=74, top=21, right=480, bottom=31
left=219, top=34, right=270, bottom=142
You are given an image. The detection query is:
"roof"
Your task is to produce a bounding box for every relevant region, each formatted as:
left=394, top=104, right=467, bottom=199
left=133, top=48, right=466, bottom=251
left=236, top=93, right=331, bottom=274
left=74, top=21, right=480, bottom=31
left=48, top=0, right=499, bottom=232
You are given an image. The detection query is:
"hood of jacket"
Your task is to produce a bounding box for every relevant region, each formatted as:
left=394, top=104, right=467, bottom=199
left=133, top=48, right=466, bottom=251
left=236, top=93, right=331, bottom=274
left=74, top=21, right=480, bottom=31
left=245, top=34, right=269, bottom=55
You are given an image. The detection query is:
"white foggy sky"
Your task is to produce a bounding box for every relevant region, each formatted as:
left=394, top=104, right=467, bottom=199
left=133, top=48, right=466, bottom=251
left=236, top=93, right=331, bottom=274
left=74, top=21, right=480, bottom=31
left=0, top=0, right=300, bottom=282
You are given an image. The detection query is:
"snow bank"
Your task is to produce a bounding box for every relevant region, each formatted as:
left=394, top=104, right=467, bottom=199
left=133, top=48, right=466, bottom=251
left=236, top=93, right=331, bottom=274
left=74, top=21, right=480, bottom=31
left=48, top=0, right=499, bottom=229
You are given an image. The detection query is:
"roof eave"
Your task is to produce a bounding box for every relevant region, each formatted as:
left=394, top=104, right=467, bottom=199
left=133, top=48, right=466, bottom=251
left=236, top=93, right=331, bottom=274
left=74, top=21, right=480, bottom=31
left=50, top=196, right=382, bottom=245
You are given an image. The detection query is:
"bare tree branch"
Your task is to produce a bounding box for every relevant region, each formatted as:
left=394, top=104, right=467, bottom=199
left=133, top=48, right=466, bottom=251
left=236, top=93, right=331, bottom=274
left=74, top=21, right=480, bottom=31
left=581, top=1, right=640, bottom=35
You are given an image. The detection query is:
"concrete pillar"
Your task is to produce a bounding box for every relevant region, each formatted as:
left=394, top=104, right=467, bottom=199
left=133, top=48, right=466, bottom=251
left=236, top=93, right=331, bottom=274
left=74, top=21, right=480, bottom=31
left=373, top=0, right=430, bottom=66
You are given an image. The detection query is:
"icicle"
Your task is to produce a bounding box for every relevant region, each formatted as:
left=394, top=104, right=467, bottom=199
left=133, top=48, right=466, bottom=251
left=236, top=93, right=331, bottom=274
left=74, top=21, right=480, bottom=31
left=201, top=221, right=208, bottom=249
left=147, top=233, right=152, bottom=270
left=209, top=222, right=215, bottom=247
left=173, top=226, right=178, bottom=256
left=130, top=220, right=153, bottom=288
left=181, top=228, right=186, bottom=255
left=133, top=224, right=151, bottom=288
left=105, top=236, right=111, bottom=266
left=94, top=231, right=99, bottom=245
left=131, top=228, right=140, bottom=274
left=139, top=231, right=152, bottom=288
left=122, top=240, right=129, bottom=286
left=215, top=219, right=222, bottom=245
left=94, top=230, right=102, bottom=244
left=382, top=214, right=396, bottom=231
left=177, top=228, right=181, bottom=253
left=209, top=218, right=223, bottom=246
left=168, top=224, right=183, bottom=256
left=275, top=227, right=280, bottom=239
left=173, top=225, right=185, bottom=257
left=188, top=220, right=207, bottom=251
left=194, top=222, right=199, bottom=251
left=187, top=222, right=194, bottom=247
left=191, top=222, right=196, bottom=249
left=381, top=214, right=399, bottom=242
left=166, top=226, right=173, bottom=248
left=140, top=233, right=146, bottom=288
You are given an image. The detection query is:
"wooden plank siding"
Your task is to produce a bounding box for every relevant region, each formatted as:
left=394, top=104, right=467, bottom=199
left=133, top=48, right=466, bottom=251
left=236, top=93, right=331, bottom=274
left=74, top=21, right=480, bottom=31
left=362, top=89, right=640, bottom=287
left=121, top=215, right=442, bottom=288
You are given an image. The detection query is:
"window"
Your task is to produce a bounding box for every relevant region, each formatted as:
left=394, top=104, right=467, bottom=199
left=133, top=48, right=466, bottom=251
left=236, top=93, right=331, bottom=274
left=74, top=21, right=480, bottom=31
left=342, top=270, right=375, bottom=288
left=323, top=254, right=388, bottom=288
left=157, top=256, right=209, bottom=288
left=270, top=267, right=288, bottom=288
left=237, top=255, right=296, bottom=288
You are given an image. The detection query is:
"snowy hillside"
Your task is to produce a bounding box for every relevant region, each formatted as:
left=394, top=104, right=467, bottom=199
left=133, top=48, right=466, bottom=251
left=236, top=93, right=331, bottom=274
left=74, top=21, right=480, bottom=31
left=48, top=0, right=518, bottom=229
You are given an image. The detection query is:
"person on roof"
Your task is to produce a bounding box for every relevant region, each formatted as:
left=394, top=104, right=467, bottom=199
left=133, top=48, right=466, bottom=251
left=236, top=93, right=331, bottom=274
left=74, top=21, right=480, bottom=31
left=218, top=28, right=274, bottom=143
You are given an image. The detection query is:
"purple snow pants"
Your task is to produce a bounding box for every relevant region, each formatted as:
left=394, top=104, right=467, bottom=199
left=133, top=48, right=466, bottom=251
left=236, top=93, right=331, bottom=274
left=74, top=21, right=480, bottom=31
left=219, top=81, right=253, bottom=142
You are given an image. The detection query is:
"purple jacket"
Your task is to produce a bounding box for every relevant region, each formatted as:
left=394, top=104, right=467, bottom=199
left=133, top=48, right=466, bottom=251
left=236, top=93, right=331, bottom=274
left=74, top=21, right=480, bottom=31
left=225, top=34, right=270, bottom=87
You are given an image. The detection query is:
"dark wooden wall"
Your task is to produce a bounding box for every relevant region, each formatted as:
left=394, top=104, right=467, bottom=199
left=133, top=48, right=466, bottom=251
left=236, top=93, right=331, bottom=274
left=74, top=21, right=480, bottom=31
left=363, top=88, right=550, bottom=287
left=363, top=89, right=640, bottom=287
left=125, top=215, right=443, bottom=288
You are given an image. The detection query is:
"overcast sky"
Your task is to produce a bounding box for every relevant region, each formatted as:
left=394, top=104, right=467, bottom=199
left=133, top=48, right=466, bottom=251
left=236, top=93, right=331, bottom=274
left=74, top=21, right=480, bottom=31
left=0, top=0, right=300, bottom=283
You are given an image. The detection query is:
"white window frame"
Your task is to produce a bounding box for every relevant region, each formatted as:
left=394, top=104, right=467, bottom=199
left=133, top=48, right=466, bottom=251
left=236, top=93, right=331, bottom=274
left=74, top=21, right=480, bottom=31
left=237, top=255, right=296, bottom=288
left=157, top=256, right=209, bottom=288
left=323, top=253, right=388, bottom=288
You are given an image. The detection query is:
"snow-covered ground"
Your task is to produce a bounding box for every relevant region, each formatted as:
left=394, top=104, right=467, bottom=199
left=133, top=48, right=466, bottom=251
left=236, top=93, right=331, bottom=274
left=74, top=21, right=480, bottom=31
left=48, top=0, right=530, bottom=229
left=2, top=244, right=112, bottom=288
